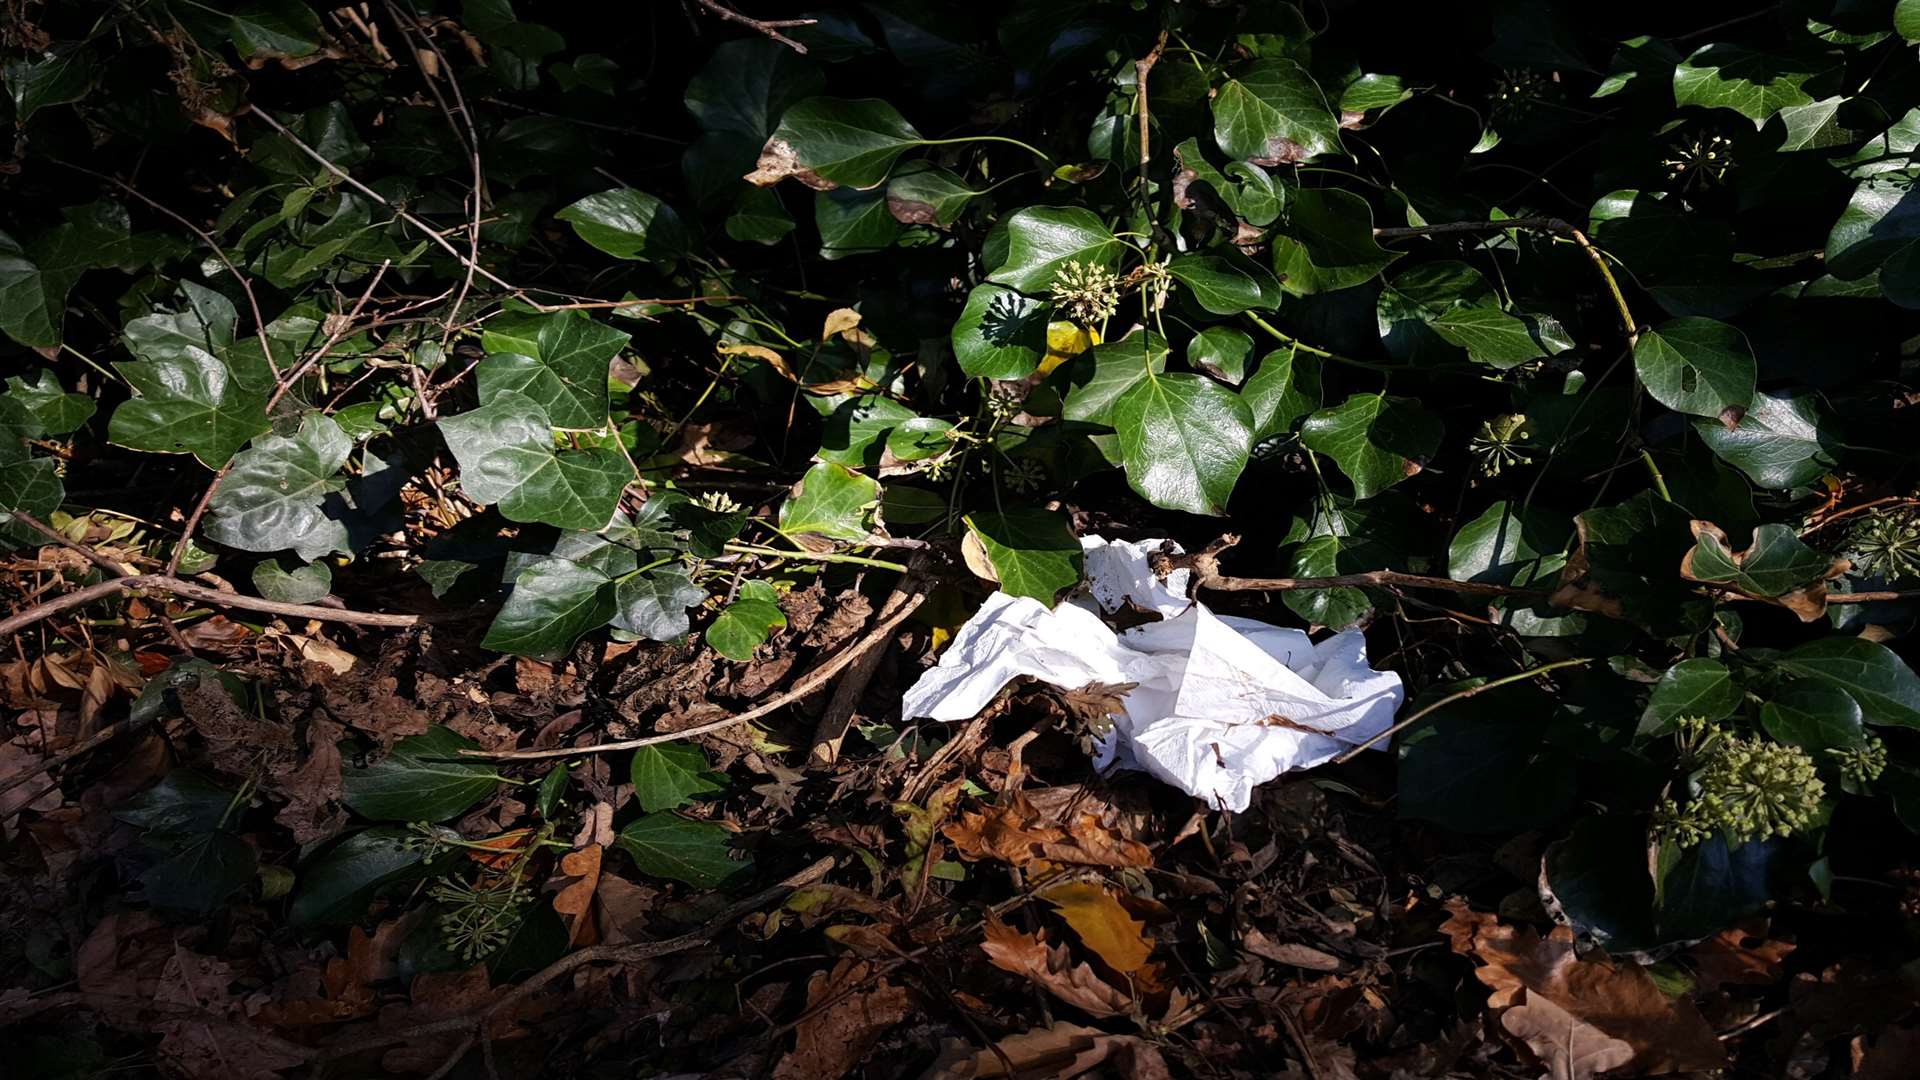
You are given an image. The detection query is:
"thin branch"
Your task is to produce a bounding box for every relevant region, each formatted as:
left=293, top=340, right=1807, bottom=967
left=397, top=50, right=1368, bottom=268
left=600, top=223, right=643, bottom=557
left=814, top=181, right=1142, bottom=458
left=1177, top=535, right=1548, bottom=601
left=164, top=463, right=230, bottom=578
left=13, top=511, right=195, bottom=652
left=0, top=574, right=426, bottom=640
left=264, top=259, right=392, bottom=415
left=1373, top=216, right=1638, bottom=340
left=691, top=0, right=817, bottom=53
left=1332, top=657, right=1596, bottom=763
left=808, top=573, right=930, bottom=767
left=1135, top=31, right=1169, bottom=181
left=466, top=588, right=929, bottom=761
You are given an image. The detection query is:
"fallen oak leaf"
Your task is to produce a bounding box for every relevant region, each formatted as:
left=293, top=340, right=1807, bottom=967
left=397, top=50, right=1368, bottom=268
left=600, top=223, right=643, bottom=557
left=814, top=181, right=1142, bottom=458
left=917, top=1020, right=1173, bottom=1080
left=944, top=790, right=1152, bottom=870
left=1500, top=990, right=1635, bottom=1080
left=772, top=959, right=913, bottom=1080
left=1686, top=921, right=1794, bottom=991
left=980, top=917, right=1131, bottom=1018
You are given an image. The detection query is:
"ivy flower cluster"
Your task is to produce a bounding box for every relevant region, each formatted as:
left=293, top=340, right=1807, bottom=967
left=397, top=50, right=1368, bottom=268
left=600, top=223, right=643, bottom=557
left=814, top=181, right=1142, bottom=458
left=1663, top=131, right=1735, bottom=189
left=1847, top=508, right=1920, bottom=582
left=1049, top=260, right=1121, bottom=324
left=428, top=875, right=534, bottom=961
left=1468, top=414, right=1533, bottom=478
left=1655, top=727, right=1826, bottom=848
left=1829, top=735, right=1888, bottom=786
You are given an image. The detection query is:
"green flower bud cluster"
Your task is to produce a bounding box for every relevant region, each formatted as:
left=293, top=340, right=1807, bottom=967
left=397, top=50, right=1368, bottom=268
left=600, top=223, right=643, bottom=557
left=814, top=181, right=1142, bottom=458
left=1655, top=734, right=1827, bottom=848
left=1468, top=414, right=1532, bottom=478
left=1049, top=260, right=1121, bottom=324
left=1847, top=508, right=1920, bottom=583
left=429, top=875, right=533, bottom=961
left=1828, top=735, right=1887, bottom=786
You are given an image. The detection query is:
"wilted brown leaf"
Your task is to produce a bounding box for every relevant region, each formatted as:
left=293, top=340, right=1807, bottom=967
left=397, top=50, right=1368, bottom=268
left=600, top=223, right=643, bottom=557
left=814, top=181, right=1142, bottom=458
left=1679, top=519, right=1850, bottom=622
left=919, top=1021, right=1172, bottom=1079
left=944, top=790, right=1152, bottom=870
left=981, top=918, right=1131, bottom=1018
left=772, top=959, right=913, bottom=1080
left=1440, top=898, right=1725, bottom=1074
left=551, top=843, right=603, bottom=946
left=1501, top=990, right=1636, bottom=1080
left=1687, top=922, right=1795, bottom=990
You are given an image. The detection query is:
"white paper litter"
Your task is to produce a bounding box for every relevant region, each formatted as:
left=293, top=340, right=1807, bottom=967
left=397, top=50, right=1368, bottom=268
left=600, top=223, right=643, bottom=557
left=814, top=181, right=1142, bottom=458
left=901, top=536, right=1404, bottom=812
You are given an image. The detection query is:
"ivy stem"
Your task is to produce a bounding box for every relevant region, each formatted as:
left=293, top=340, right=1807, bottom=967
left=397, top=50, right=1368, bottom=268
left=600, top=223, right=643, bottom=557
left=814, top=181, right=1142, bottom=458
left=918, top=135, right=1053, bottom=163
left=722, top=542, right=907, bottom=573
left=1333, top=657, right=1596, bottom=763
left=1245, top=313, right=1400, bottom=371
left=1639, top=450, right=1673, bottom=502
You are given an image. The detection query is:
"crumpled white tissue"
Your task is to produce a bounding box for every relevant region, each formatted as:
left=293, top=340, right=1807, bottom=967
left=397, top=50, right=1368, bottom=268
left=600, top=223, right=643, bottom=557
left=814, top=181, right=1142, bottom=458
left=901, top=536, right=1404, bottom=812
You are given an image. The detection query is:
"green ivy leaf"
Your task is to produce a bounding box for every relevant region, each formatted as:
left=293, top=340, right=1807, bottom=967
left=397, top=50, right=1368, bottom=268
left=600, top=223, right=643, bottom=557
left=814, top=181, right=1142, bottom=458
left=341, top=725, right=503, bottom=822
left=1188, top=327, right=1254, bottom=385
left=1683, top=522, right=1834, bottom=598
left=1694, top=389, right=1839, bottom=490
left=3, top=44, right=94, bottom=123
left=205, top=415, right=353, bottom=561
left=109, top=284, right=275, bottom=467
left=1632, top=317, right=1756, bottom=419
left=1339, top=73, right=1411, bottom=113
left=1061, top=332, right=1167, bottom=426
left=963, top=509, right=1083, bottom=602
left=555, top=188, right=688, bottom=263
left=1241, top=347, right=1322, bottom=441
left=630, top=742, right=727, bottom=813
left=706, top=579, right=787, bottom=660
left=483, top=555, right=619, bottom=659
left=228, top=1, right=325, bottom=63
left=1171, top=138, right=1283, bottom=226
left=439, top=390, right=629, bottom=531
left=1447, top=501, right=1569, bottom=586
left=1776, top=636, right=1920, bottom=728
left=1900, top=0, right=1920, bottom=42
left=1639, top=658, right=1742, bottom=736
left=1427, top=306, right=1574, bottom=369
left=5, top=372, right=95, bottom=434
left=1271, top=189, right=1400, bottom=295
left=778, top=462, right=877, bottom=541
left=1673, top=44, right=1823, bottom=126
left=611, top=566, right=706, bottom=642
left=139, top=831, right=257, bottom=915
left=615, top=813, right=747, bottom=887
left=1761, top=683, right=1867, bottom=759
left=758, top=96, right=923, bottom=189
left=815, top=187, right=902, bottom=259
left=886, top=418, right=955, bottom=462
left=289, top=826, right=447, bottom=928
left=725, top=187, right=796, bottom=244
left=1377, top=261, right=1496, bottom=364
left=886, top=166, right=980, bottom=227
left=1167, top=255, right=1268, bottom=315
left=1211, top=58, right=1342, bottom=164
left=986, top=207, right=1124, bottom=295
left=1111, top=372, right=1253, bottom=516
left=1300, top=394, right=1441, bottom=500
left=1825, top=176, right=1920, bottom=281
left=1594, top=35, right=1679, bottom=99
left=252, top=557, right=333, bottom=603
left=952, top=283, right=1051, bottom=380
left=1561, top=492, right=1713, bottom=638
left=0, top=458, right=63, bottom=539
left=1399, top=684, right=1576, bottom=832
left=477, top=310, right=628, bottom=429
left=1280, top=533, right=1374, bottom=630
left=818, top=395, right=920, bottom=468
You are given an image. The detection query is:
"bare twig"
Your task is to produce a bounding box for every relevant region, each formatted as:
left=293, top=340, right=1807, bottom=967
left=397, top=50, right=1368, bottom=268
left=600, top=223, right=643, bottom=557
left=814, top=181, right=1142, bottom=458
left=1178, top=535, right=1550, bottom=602
left=163, top=463, right=231, bottom=578
left=1332, top=657, right=1596, bottom=763
left=467, top=589, right=929, bottom=761
left=1135, top=31, right=1169, bottom=181
left=0, top=574, right=426, bottom=640
left=691, top=0, right=817, bottom=54
left=807, top=573, right=930, bottom=767
left=12, top=511, right=195, bottom=652
left=264, top=259, right=392, bottom=414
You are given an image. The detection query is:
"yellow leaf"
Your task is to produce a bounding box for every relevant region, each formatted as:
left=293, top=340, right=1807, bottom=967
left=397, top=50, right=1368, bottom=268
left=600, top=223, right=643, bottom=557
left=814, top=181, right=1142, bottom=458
left=1041, top=881, right=1152, bottom=973
left=1037, top=321, right=1098, bottom=376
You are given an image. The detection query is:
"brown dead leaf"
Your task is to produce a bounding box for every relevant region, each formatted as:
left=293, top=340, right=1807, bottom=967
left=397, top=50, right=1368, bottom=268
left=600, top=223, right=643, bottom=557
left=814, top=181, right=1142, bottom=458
left=1042, top=881, right=1154, bottom=974
left=273, top=715, right=346, bottom=845
left=746, top=136, right=837, bottom=190
left=944, top=790, right=1152, bottom=870
left=1687, top=922, right=1795, bottom=990
left=1242, top=929, right=1344, bottom=972
left=1501, top=990, right=1636, bottom=1080
left=465, top=828, right=533, bottom=869
left=0, top=741, right=65, bottom=819
left=980, top=917, right=1131, bottom=1018
left=551, top=843, right=603, bottom=946
left=822, top=307, right=862, bottom=340
left=771, top=959, right=913, bottom=1080
left=1440, top=899, right=1725, bottom=1074
left=919, top=1021, right=1172, bottom=1080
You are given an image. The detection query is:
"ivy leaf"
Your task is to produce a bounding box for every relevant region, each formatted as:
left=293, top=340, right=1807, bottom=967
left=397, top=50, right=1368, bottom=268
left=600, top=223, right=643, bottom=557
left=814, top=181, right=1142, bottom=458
left=1447, top=501, right=1569, bottom=586
left=227, top=1, right=325, bottom=63
left=706, top=580, right=787, bottom=660
left=1555, top=492, right=1712, bottom=638
left=778, top=462, right=877, bottom=541
left=1594, top=36, right=1679, bottom=98
left=1427, top=306, right=1574, bottom=369
left=611, top=566, right=706, bottom=642
left=439, top=390, right=629, bottom=531
left=986, top=207, right=1124, bottom=295
left=1639, top=658, right=1741, bottom=737
left=1300, top=394, right=1442, bottom=500
left=1271, top=189, right=1400, bottom=295
left=814, top=186, right=902, bottom=259
left=1825, top=176, right=1920, bottom=280
left=1694, top=389, right=1839, bottom=490
left=1241, top=347, right=1322, bottom=441
left=1340, top=73, right=1411, bottom=113
left=1761, top=683, right=1867, bottom=760
left=752, top=96, right=923, bottom=190
left=5, top=372, right=95, bottom=434
left=1673, top=44, right=1823, bottom=126
left=1189, top=327, right=1254, bottom=385
left=1061, top=332, right=1167, bottom=426
left=1171, top=138, right=1283, bottom=226
left=1399, top=684, right=1576, bottom=832
left=1775, top=636, right=1920, bottom=729
left=952, top=283, right=1051, bottom=379
left=818, top=395, right=920, bottom=468
left=1682, top=521, right=1839, bottom=601
left=483, top=555, right=619, bottom=660
left=1167, top=255, right=1268, bottom=314
left=477, top=310, right=628, bottom=429
left=109, top=284, right=274, bottom=467
left=341, top=726, right=503, bottom=822
left=615, top=813, right=747, bottom=887
left=0, top=458, right=63, bottom=541
left=139, top=831, right=257, bottom=915
left=289, top=826, right=446, bottom=928
left=555, top=188, right=688, bottom=263
left=1111, top=373, right=1253, bottom=516
left=1281, top=533, right=1375, bottom=630
left=1901, top=0, right=1920, bottom=42
left=1377, top=261, right=1497, bottom=364
left=630, top=742, right=727, bottom=813
left=1210, top=58, right=1342, bottom=164
left=685, top=38, right=824, bottom=142
left=886, top=166, right=980, bottom=227
left=725, top=187, right=796, bottom=244
left=963, top=509, right=1083, bottom=603
left=1632, top=318, right=1756, bottom=419
left=251, top=557, right=333, bottom=603
left=205, top=415, right=353, bottom=561
left=3, top=44, right=94, bottom=123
